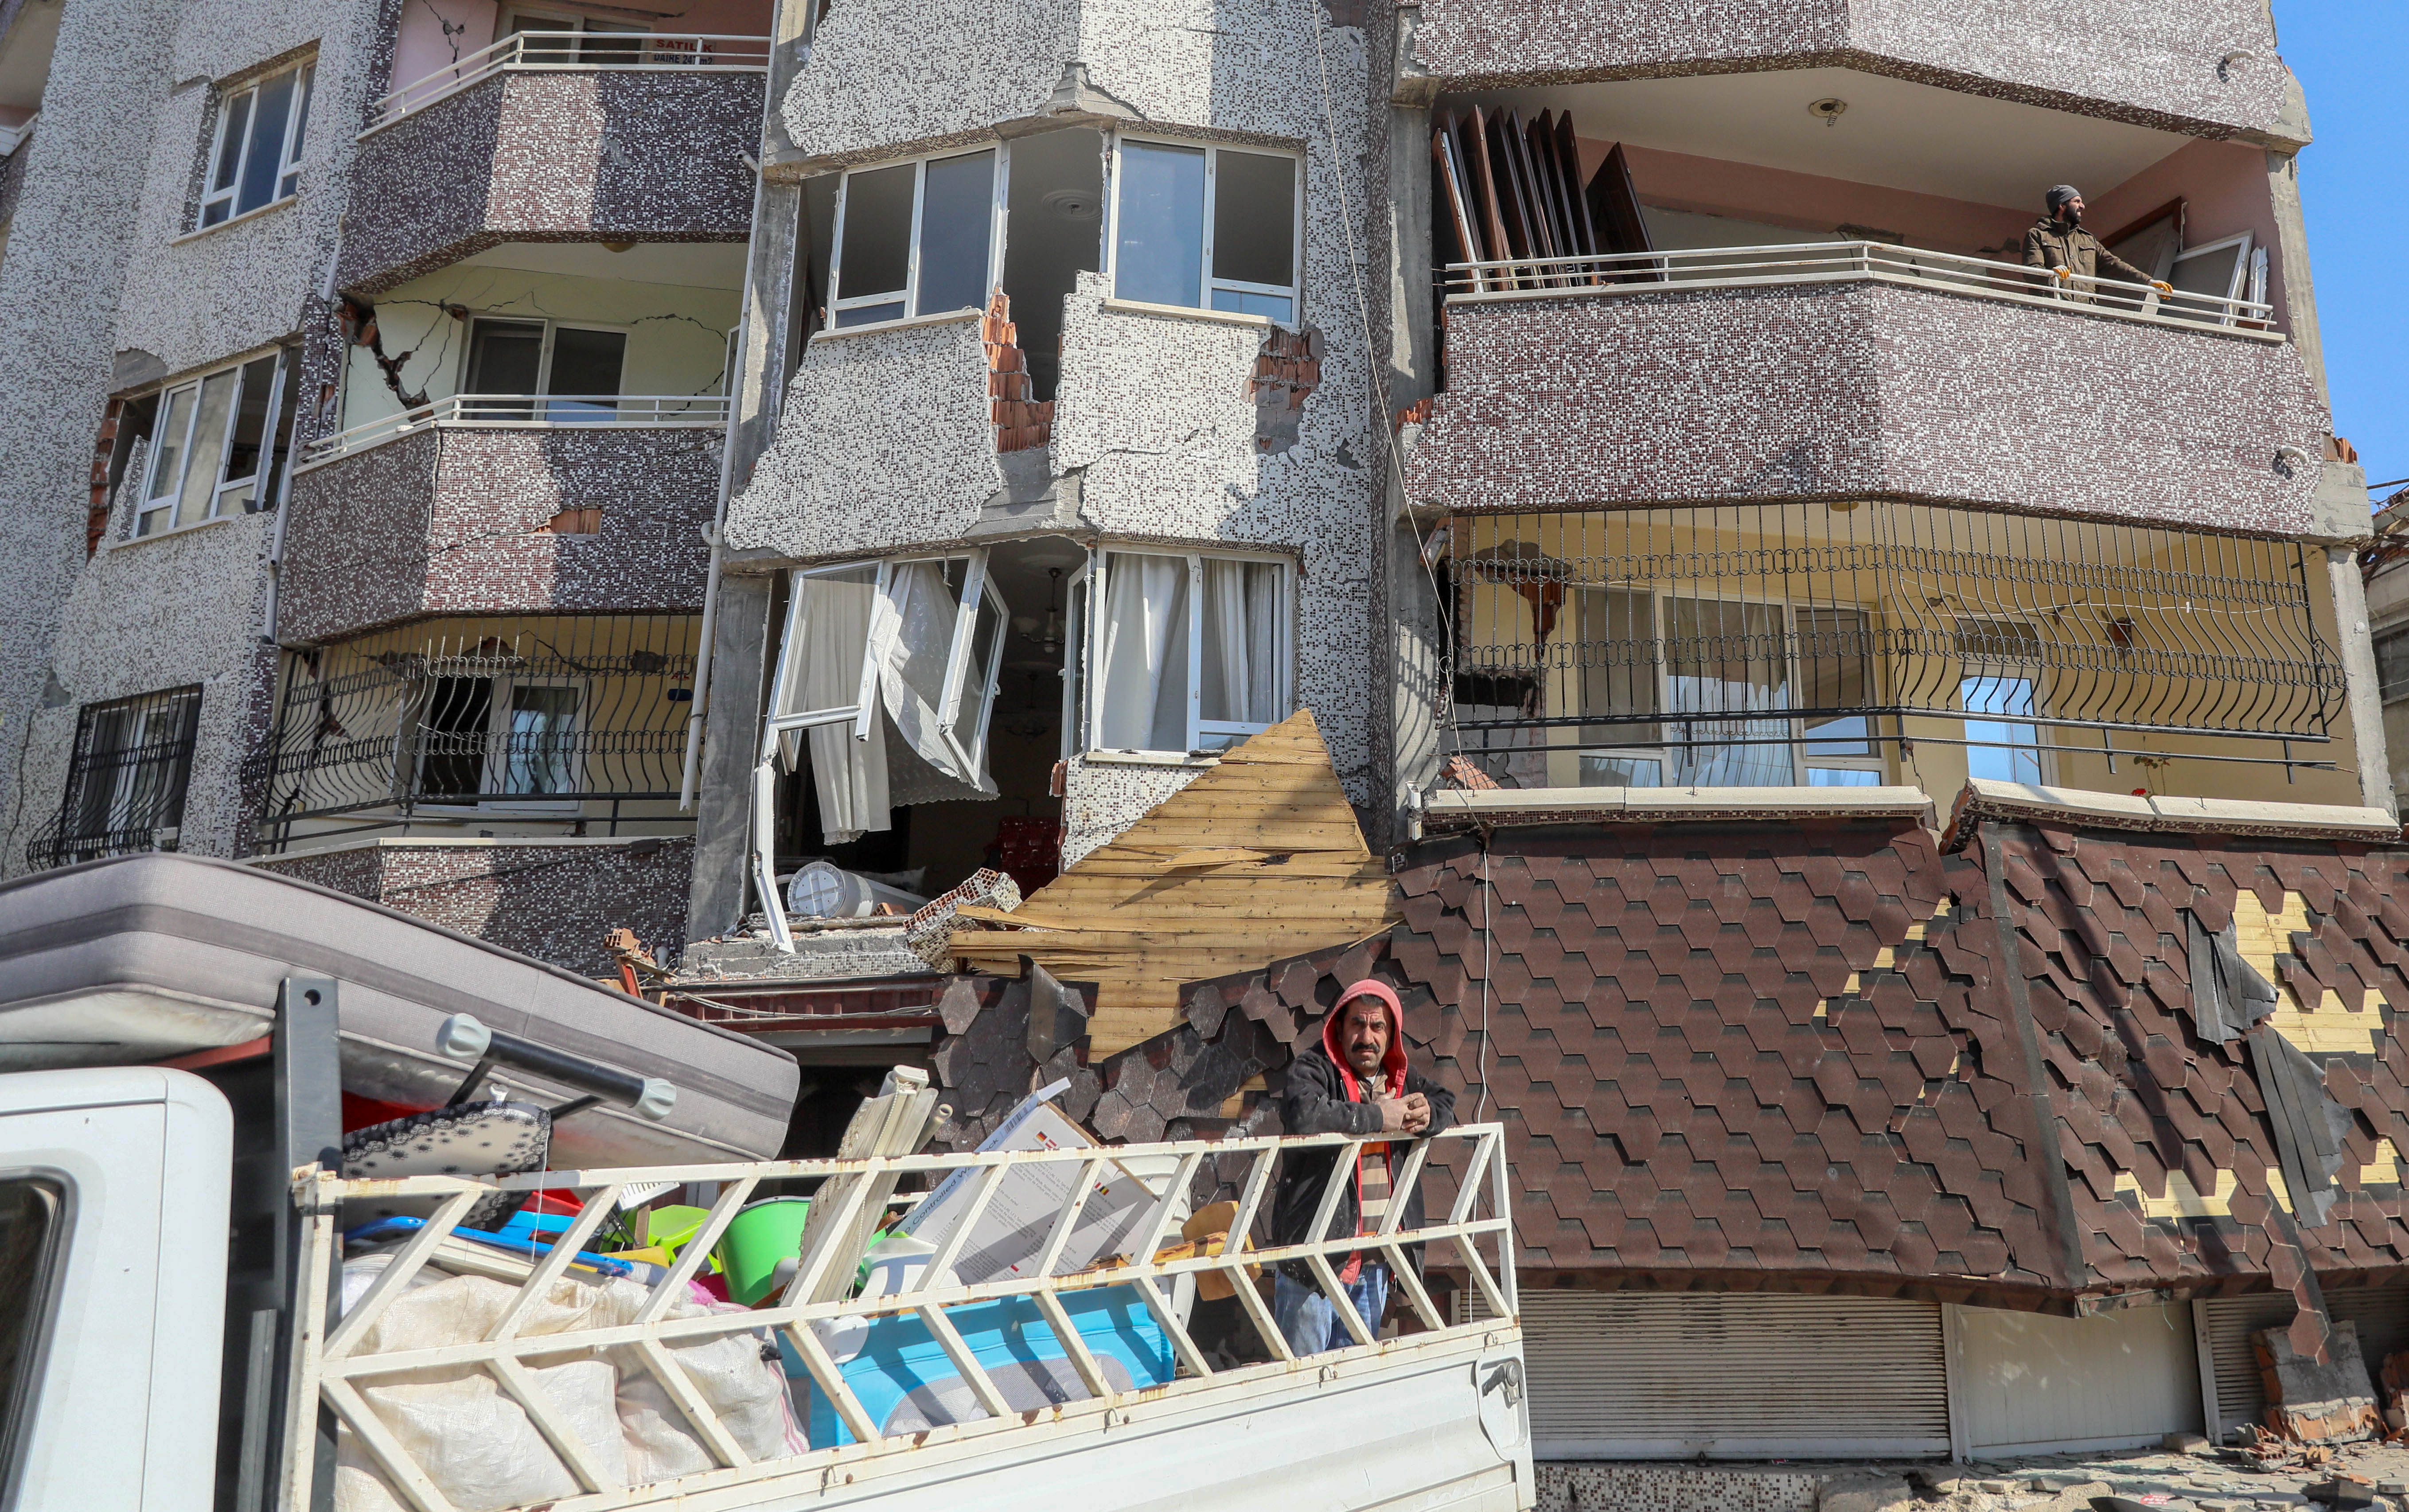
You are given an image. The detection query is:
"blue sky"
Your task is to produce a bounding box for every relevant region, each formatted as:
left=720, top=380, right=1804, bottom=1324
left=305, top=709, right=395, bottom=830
left=2279, top=1, right=2407, bottom=501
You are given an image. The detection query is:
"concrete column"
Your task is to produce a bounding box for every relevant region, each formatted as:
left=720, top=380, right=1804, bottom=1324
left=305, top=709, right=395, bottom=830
left=2327, top=547, right=2396, bottom=818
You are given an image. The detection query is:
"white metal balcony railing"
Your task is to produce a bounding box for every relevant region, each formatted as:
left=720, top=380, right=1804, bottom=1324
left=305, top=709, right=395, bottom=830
left=290, top=1124, right=1517, bottom=1512
left=365, top=32, right=772, bottom=134
left=1442, top=242, right=2281, bottom=339
left=295, top=394, right=732, bottom=471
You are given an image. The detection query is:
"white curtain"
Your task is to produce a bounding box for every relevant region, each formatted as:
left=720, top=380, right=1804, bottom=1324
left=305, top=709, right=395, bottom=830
left=775, top=570, right=889, bottom=844
left=1199, top=559, right=1279, bottom=729
left=869, top=561, right=994, bottom=794
left=1664, top=597, right=1793, bottom=788
left=1095, top=553, right=1190, bottom=751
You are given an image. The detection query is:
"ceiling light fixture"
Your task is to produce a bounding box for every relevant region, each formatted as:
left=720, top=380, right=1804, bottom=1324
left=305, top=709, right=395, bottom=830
left=1808, top=97, right=1848, bottom=128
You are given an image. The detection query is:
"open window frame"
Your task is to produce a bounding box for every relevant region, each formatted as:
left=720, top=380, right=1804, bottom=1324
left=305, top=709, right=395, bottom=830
left=130, top=348, right=300, bottom=539
left=826, top=144, right=1010, bottom=331
left=752, top=552, right=1010, bottom=947
left=1105, top=132, right=1305, bottom=324
left=1081, top=547, right=1297, bottom=758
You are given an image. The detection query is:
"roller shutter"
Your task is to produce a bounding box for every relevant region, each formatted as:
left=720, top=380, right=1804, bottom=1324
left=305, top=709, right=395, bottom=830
left=2199, top=1286, right=2409, bottom=1438
left=1461, top=1289, right=1950, bottom=1459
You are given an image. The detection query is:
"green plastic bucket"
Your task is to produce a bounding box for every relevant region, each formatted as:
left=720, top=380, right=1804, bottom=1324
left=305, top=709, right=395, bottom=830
left=717, top=1197, right=812, bottom=1305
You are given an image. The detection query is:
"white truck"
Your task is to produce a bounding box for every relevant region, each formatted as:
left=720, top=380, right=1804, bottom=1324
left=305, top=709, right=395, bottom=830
left=0, top=856, right=1532, bottom=1512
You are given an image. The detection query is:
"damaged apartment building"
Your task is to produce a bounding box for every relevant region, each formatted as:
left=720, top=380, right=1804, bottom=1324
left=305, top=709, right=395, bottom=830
left=7, top=0, right=2409, bottom=1479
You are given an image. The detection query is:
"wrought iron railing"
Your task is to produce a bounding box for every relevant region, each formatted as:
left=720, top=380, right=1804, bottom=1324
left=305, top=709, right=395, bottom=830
left=296, top=394, right=731, bottom=471
left=251, top=617, right=698, bottom=851
left=364, top=32, right=772, bottom=133
left=1442, top=241, right=2280, bottom=337
left=1436, top=504, right=2346, bottom=781
left=26, top=685, right=203, bottom=871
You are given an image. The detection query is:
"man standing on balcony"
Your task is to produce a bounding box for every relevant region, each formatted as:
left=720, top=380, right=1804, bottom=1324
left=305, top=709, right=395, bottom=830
left=2025, top=185, right=2176, bottom=305
left=1272, top=979, right=1456, bottom=1356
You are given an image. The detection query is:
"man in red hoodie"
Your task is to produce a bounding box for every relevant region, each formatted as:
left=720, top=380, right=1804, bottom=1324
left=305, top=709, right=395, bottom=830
left=1270, top=979, right=1457, bottom=1356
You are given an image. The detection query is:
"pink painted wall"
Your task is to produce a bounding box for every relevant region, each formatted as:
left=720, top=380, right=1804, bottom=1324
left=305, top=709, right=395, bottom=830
left=1580, top=140, right=2034, bottom=258
left=390, top=0, right=773, bottom=95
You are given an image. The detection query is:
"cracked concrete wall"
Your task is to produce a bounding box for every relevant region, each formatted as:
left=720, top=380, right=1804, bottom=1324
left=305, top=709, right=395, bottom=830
left=736, top=0, right=1391, bottom=836
left=337, top=68, right=760, bottom=294
left=1407, top=0, right=2297, bottom=144
left=279, top=427, right=721, bottom=643
left=0, top=0, right=393, bottom=871
left=721, top=316, right=1002, bottom=560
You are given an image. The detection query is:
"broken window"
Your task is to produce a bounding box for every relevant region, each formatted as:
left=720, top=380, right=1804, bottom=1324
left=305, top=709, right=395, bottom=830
left=1087, top=549, right=1293, bottom=755
left=829, top=148, right=1000, bottom=328
left=45, top=686, right=203, bottom=865
left=462, top=317, right=626, bottom=420
left=132, top=349, right=299, bottom=537
left=199, top=59, right=313, bottom=228
left=756, top=553, right=1009, bottom=939
left=1110, top=136, right=1299, bottom=322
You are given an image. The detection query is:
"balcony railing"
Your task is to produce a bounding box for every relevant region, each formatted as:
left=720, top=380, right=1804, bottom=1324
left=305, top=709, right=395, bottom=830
left=365, top=32, right=771, bottom=133
left=1439, top=504, right=2347, bottom=783
left=251, top=616, right=697, bottom=852
left=295, top=393, right=731, bottom=470
left=1442, top=242, right=2279, bottom=339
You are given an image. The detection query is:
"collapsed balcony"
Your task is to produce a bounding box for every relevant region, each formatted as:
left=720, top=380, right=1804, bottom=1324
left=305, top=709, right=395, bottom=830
left=252, top=614, right=697, bottom=852
left=1437, top=504, right=2354, bottom=806
left=336, top=13, right=768, bottom=293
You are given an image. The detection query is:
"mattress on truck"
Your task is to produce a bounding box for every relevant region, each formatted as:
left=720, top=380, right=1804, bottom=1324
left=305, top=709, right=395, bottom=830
left=0, top=853, right=798, bottom=1167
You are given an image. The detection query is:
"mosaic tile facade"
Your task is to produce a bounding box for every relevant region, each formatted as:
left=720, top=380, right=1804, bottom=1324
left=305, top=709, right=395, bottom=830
left=279, top=425, right=721, bottom=643
left=1403, top=283, right=2328, bottom=535
left=335, top=68, right=760, bottom=295
left=1407, top=0, right=2296, bottom=144
left=254, top=837, right=695, bottom=975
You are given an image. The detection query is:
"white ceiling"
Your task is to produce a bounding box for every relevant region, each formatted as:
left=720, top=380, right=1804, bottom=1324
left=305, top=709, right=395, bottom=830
left=1460, top=66, right=2194, bottom=211
left=460, top=240, right=750, bottom=289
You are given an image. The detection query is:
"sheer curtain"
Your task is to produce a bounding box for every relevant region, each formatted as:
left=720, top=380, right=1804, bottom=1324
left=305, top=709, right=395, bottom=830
left=1199, top=558, right=1279, bottom=734
left=869, top=561, right=994, bottom=794
left=1664, top=597, right=1793, bottom=787
left=1095, top=553, right=1190, bottom=750
left=774, top=569, right=889, bottom=844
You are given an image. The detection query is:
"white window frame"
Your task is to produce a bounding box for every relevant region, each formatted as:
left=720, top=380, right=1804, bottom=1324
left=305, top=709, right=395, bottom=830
left=1955, top=616, right=2053, bottom=787
left=407, top=667, right=587, bottom=814
left=131, top=350, right=294, bottom=539
left=1105, top=132, right=1305, bottom=322
left=1566, top=588, right=1885, bottom=788
left=458, top=315, right=631, bottom=419
left=827, top=144, right=1010, bottom=331
left=2166, top=230, right=2257, bottom=328
left=198, top=59, right=314, bottom=230
left=1083, top=547, right=1296, bottom=757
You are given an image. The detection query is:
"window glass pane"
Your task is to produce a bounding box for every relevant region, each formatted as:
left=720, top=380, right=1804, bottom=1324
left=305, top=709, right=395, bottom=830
left=2378, top=629, right=2409, bottom=702
left=465, top=320, right=545, bottom=416
left=218, top=355, right=280, bottom=498
left=0, top=1177, right=63, bottom=1486
left=580, top=20, right=646, bottom=62
left=916, top=149, right=995, bottom=317
left=1807, top=767, right=1880, bottom=787
left=1580, top=753, right=1663, bottom=787
left=145, top=385, right=196, bottom=513
left=415, top=677, right=493, bottom=797
left=838, top=163, right=915, bottom=302
left=1095, top=552, right=1191, bottom=750
left=209, top=89, right=251, bottom=196
left=1115, top=141, right=1205, bottom=308
left=236, top=68, right=296, bottom=215
left=1198, top=559, right=1282, bottom=734
left=257, top=348, right=301, bottom=510
left=501, top=686, right=580, bottom=794
left=951, top=585, right=1004, bottom=760
left=1212, top=150, right=1294, bottom=290
left=505, top=13, right=579, bottom=63
left=1577, top=588, right=1657, bottom=748
left=833, top=301, right=907, bottom=329
left=1797, top=605, right=1871, bottom=756
left=1208, top=288, right=1294, bottom=322
left=1665, top=596, right=1791, bottom=786
left=1962, top=674, right=2044, bottom=784
left=544, top=327, right=625, bottom=420
left=280, top=65, right=313, bottom=197
left=174, top=370, right=238, bottom=528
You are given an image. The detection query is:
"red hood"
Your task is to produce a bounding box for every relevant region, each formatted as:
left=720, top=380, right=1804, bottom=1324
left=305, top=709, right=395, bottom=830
left=1322, top=980, right=1407, bottom=1099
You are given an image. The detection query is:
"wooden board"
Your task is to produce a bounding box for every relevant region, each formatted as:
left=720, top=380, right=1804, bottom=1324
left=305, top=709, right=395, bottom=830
left=950, top=709, right=1400, bottom=1056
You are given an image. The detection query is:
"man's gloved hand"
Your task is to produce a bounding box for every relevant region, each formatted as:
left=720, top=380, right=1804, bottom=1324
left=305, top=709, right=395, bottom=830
left=2054, top=265, right=2073, bottom=281
left=2152, top=281, right=2175, bottom=294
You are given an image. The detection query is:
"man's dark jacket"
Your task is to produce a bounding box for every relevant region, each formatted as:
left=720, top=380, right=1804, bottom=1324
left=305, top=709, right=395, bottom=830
left=2021, top=217, right=2157, bottom=304
left=1271, top=1040, right=1457, bottom=1279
